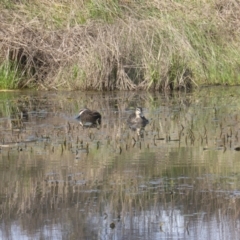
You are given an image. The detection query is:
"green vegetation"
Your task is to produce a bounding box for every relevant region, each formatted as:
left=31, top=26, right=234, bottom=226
left=0, top=0, right=240, bottom=90
left=0, top=61, right=22, bottom=89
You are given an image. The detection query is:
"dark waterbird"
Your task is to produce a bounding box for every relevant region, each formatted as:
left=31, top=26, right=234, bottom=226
left=127, top=107, right=149, bottom=137
left=76, top=108, right=101, bottom=127
left=127, top=107, right=149, bottom=126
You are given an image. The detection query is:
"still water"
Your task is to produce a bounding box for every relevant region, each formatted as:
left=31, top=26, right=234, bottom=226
left=0, top=87, right=240, bottom=240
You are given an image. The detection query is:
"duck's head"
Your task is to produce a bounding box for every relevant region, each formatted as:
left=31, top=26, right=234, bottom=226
left=135, top=107, right=144, bottom=118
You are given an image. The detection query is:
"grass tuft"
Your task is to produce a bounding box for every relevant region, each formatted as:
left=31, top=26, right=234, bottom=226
left=0, top=61, right=22, bottom=89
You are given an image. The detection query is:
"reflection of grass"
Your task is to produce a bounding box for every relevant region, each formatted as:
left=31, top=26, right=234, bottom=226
left=1, top=140, right=239, bottom=239
left=1, top=90, right=240, bottom=237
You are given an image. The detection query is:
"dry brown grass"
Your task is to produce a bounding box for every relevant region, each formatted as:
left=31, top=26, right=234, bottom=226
left=0, top=0, right=240, bottom=90
left=0, top=18, right=195, bottom=90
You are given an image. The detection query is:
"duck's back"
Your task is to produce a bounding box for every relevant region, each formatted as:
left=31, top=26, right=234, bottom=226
left=78, top=109, right=101, bottom=125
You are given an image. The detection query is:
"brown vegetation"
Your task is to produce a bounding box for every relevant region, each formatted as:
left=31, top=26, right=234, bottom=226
left=0, top=0, right=240, bottom=90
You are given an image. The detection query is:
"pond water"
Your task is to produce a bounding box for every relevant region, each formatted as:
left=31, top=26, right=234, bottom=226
left=1, top=87, right=240, bottom=240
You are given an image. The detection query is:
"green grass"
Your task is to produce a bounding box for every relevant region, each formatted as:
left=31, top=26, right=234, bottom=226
left=0, top=61, right=22, bottom=89
left=87, top=0, right=122, bottom=22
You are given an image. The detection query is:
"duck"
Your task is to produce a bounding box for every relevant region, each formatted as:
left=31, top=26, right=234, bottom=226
left=76, top=108, right=101, bottom=127
left=127, top=107, right=149, bottom=126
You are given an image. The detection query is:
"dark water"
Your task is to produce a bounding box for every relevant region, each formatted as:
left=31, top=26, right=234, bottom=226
left=1, top=87, right=240, bottom=240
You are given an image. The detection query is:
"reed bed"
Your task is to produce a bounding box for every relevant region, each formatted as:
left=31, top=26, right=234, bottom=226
left=0, top=0, right=240, bottom=90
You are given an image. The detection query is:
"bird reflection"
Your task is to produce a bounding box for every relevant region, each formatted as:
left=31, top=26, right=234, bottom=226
left=76, top=108, right=101, bottom=128
left=127, top=107, right=149, bottom=137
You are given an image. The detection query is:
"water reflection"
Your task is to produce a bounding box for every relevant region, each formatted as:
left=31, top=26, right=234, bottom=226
left=128, top=122, right=149, bottom=138
left=0, top=88, right=240, bottom=239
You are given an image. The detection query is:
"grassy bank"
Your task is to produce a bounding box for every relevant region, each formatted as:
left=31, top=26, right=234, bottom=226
left=0, top=0, right=240, bottom=90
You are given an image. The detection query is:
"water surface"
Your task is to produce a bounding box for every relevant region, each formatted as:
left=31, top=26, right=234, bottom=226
left=1, top=87, right=240, bottom=239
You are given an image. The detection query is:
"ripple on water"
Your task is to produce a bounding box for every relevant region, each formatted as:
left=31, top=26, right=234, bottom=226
left=1, top=89, right=240, bottom=240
